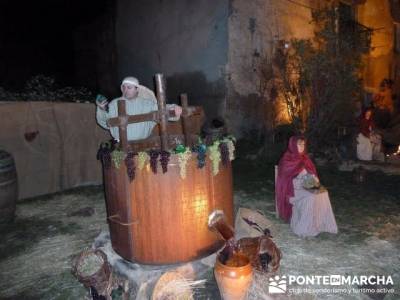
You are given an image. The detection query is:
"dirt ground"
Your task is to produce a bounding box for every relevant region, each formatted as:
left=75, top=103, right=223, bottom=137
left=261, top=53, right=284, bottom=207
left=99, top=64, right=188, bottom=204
left=0, top=160, right=399, bottom=300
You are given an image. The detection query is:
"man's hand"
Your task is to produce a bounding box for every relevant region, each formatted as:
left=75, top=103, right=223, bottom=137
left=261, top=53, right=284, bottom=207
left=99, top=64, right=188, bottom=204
left=174, top=105, right=183, bottom=118
left=96, top=94, right=108, bottom=111
left=97, top=100, right=108, bottom=111
left=166, top=104, right=182, bottom=121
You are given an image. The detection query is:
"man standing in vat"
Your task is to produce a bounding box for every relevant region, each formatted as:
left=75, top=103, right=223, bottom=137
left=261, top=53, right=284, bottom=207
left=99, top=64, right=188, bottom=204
left=96, top=76, right=182, bottom=141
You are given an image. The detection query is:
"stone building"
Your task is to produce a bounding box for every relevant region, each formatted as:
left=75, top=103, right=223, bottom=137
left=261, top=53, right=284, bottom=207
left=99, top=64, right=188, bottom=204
left=3, top=0, right=397, bottom=137
left=110, top=0, right=398, bottom=137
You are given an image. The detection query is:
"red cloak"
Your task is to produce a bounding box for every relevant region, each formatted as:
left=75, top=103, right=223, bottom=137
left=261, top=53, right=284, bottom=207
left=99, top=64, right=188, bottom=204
left=276, top=136, right=318, bottom=222
left=358, top=111, right=374, bottom=138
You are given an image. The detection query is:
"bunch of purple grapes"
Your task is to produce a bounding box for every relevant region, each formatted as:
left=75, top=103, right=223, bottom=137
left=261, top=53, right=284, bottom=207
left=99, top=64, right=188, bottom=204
left=193, top=144, right=207, bottom=168
left=219, top=142, right=229, bottom=166
left=148, top=150, right=160, bottom=174
left=97, top=146, right=112, bottom=169
left=125, top=151, right=136, bottom=182
left=160, top=151, right=170, bottom=173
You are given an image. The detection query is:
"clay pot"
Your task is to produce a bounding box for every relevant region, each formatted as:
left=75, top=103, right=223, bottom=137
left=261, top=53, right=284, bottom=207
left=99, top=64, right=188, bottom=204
left=214, top=253, right=253, bottom=300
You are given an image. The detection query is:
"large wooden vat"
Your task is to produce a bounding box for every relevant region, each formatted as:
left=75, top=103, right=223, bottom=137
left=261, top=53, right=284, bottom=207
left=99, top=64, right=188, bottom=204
left=103, top=154, right=233, bottom=264
left=101, top=74, right=234, bottom=264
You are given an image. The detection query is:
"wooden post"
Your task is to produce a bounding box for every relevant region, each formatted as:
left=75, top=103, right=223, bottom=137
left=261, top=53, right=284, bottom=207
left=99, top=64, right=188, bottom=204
left=180, top=93, right=190, bottom=147
left=106, top=100, right=129, bottom=151
left=155, top=74, right=169, bottom=151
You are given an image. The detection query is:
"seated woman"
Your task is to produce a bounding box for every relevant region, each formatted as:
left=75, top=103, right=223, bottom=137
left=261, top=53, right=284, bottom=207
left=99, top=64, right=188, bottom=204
left=356, top=108, right=384, bottom=161
left=276, top=136, right=338, bottom=237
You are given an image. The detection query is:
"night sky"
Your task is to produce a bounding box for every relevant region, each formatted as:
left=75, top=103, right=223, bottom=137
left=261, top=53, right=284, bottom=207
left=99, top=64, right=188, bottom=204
left=0, top=0, right=112, bottom=90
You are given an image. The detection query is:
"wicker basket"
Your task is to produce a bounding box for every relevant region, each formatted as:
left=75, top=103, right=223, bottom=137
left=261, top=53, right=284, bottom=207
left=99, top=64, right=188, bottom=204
left=72, top=249, right=113, bottom=297
left=152, top=271, right=194, bottom=300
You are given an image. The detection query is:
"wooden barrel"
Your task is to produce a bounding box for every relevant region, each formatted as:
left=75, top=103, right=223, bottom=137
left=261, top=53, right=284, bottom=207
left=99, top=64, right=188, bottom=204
left=103, top=153, right=233, bottom=264
left=0, top=150, right=18, bottom=223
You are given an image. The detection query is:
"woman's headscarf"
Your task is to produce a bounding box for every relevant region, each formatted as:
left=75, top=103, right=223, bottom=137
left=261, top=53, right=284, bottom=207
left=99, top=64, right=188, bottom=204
left=276, top=136, right=317, bottom=222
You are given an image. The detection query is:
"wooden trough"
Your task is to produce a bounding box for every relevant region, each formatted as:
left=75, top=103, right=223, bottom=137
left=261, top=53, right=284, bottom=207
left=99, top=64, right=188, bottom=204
left=102, top=74, right=233, bottom=264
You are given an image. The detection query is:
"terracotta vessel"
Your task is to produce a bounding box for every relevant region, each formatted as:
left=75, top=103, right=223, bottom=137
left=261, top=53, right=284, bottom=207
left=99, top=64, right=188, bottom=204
left=214, top=253, right=253, bottom=300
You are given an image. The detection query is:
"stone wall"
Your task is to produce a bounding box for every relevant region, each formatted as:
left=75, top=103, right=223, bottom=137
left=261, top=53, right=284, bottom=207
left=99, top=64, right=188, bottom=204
left=115, top=0, right=229, bottom=123
left=226, top=0, right=314, bottom=137
left=114, top=0, right=324, bottom=138
left=357, top=0, right=394, bottom=90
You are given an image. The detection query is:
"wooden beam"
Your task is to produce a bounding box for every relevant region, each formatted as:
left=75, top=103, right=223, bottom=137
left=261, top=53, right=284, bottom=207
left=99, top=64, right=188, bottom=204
left=117, top=100, right=129, bottom=151
left=155, top=74, right=169, bottom=151
left=180, top=93, right=190, bottom=146
left=108, top=111, right=159, bottom=127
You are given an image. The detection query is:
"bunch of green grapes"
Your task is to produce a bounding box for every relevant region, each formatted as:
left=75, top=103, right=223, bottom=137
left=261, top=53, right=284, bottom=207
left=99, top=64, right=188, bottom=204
left=177, top=147, right=192, bottom=179
left=111, top=150, right=125, bottom=169
left=137, top=152, right=149, bottom=170
left=208, top=141, right=221, bottom=176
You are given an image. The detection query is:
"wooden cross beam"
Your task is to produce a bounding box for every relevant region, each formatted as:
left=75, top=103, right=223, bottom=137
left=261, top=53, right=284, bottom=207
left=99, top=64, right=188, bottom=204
left=107, top=102, right=160, bottom=151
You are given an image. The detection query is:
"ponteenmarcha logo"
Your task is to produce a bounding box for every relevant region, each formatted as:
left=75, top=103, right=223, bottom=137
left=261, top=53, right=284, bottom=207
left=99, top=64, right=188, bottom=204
left=268, top=275, right=287, bottom=294
left=267, top=274, right=394, bottom=295
left=287, top=275, right=393, bottom=286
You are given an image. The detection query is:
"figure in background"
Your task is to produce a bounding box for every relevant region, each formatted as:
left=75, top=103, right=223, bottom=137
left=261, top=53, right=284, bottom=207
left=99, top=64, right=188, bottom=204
left=356, top=108, right=384, bottom=161
left=276, top=136, right=338, bottom=237
left=96, top=76, right=182, bottom=142
left=373, top=79, right=393, bottom=128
